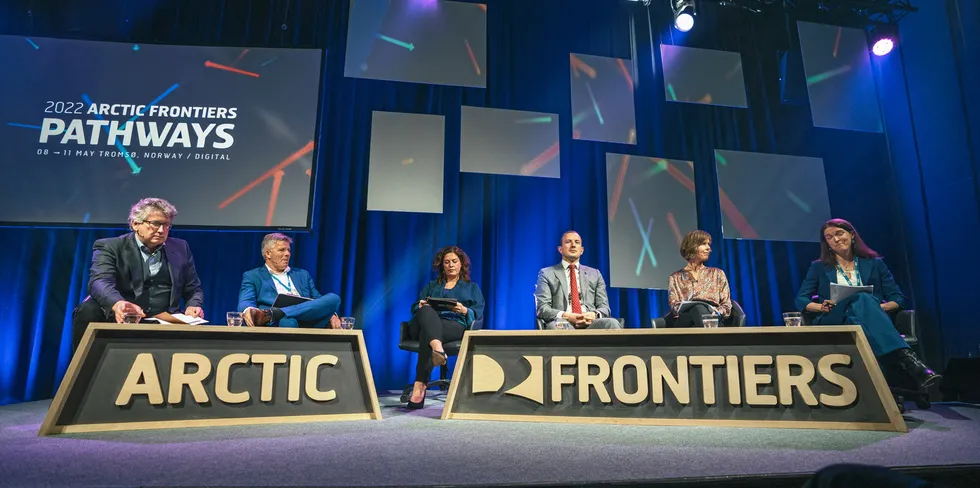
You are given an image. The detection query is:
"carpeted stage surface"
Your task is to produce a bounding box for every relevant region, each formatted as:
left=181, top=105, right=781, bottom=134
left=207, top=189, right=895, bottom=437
left=1, top=393, right=979, bottom=487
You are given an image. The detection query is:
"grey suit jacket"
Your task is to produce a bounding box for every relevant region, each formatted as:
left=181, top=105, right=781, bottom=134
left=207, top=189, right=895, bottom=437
left=534, top=262, right=612, bottom=322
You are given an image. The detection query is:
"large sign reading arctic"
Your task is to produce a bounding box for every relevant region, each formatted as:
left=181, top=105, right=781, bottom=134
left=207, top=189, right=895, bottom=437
left=0, top=35, right=323, bottom=228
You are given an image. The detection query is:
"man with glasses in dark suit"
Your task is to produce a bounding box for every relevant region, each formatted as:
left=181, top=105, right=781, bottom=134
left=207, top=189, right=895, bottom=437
left=71, top=197, right=205, bottom=350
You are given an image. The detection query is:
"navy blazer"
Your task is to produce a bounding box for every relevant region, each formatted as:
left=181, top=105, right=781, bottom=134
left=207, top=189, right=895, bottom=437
left=794, top=257, right=910, bottom=314
left=88, top=232, right=204, bottom=312
left=411, top=279, right=485, bottom=328
left=237, top=266, right=321, bottom=311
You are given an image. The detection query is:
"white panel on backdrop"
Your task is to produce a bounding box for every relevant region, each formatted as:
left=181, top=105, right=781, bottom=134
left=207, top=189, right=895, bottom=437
left=660, top=44, right=748, bottom=108
left=606, top=153, right=698, bottom=289
left=714, top=149, right=832, bottom=242
left=460, top=106, right=561, bottom=179
left=366, top=111, right=445, bottom=214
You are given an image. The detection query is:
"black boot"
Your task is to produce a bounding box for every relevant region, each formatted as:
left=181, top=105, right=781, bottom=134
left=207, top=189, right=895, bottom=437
left=895, top=348, right=941, bottom=390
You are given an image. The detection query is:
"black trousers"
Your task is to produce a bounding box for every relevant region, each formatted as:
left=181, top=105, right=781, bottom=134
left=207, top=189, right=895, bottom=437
left=665, top=302, right=716, bottom=328
left=408, top=306, right=466, bottom=383
left=72, top=299, right=114, bottom=351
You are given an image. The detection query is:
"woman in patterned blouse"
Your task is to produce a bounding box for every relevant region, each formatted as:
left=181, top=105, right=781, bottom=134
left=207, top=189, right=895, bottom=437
left=666, top=230, right=732, bottom=327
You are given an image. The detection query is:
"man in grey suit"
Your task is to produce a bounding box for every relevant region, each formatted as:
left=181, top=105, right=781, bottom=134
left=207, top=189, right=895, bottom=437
left=534, top=230, right=622, bottom=329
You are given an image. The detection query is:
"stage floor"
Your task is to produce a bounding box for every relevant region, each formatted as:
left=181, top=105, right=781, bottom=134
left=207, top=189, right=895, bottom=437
left=2, top=393, right=979, bottom=487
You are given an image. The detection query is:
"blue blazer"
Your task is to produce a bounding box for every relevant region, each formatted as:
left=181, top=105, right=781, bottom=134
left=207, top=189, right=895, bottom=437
left=794, top=257, right=910, bottom=313
left=238, top=266, right=321, bottom=312
left=411, top=279, right=485, bottom=329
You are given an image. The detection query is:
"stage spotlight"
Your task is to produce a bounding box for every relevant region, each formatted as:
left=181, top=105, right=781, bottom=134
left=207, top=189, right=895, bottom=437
left=871, top=37, right=894, bottom=56
left=671, top=0, right=696, bottom=32
left=868, top=25, right=896, bottom=57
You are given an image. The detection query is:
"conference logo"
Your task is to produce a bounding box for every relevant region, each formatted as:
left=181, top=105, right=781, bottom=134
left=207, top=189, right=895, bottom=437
left=471, top=353, right=858, bottom=407
left=115, top=353, right=341, bottom=406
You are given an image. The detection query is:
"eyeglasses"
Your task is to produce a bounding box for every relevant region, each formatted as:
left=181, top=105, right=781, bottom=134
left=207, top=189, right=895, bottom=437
left=143, top=220, right=172, bottom=229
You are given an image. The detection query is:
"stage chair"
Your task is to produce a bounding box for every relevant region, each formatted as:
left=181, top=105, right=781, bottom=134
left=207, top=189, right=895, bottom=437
left=398, top=317, right=483, bottom=403
left=533, top=291, right=626, bottom=329
left=651, top=300, right=747, bottom=328
left=804, top=297, right=930, bottom=412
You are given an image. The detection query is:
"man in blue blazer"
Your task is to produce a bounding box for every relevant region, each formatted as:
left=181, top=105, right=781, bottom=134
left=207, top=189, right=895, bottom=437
left=238, top=233, right=341, bottom=328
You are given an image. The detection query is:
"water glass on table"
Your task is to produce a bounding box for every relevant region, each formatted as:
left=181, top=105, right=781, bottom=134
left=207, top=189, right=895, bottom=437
left=783, top=312, right=802, bottom=327
left=554, top=318, right=571, bottom=330
left=701, top=314, right=720, bottom=328
left=340, top=316, right=355, bottom=330
left=226, top=311, right=243, bottom=327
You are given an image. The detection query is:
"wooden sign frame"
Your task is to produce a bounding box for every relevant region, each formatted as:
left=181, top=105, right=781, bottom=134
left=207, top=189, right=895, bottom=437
left=441, top=326, right=906, bottom=432
left=40, top=324, right=382, bottom=435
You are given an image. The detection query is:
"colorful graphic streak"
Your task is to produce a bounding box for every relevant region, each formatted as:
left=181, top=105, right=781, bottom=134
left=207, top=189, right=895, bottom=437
left=569, top=53, right=636, bottom=144
left=606, top=154, right=698, bottom=290
left=344, top=0, right=487, bottom=88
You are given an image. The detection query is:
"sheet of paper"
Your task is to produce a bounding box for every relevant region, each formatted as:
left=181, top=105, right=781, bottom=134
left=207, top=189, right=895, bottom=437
left=830, top=283, right=874, bottom=303
left=144, top=314, right=208, bottom=325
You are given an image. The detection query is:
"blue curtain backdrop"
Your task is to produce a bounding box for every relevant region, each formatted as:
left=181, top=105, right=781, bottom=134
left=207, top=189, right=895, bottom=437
left=0, top=0, right=952, bottom=405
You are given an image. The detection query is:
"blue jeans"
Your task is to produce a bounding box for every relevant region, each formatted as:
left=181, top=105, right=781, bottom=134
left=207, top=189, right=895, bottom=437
left=814, top=293, right=908, bottom=356
left=277, top=293, right=341, bottom=328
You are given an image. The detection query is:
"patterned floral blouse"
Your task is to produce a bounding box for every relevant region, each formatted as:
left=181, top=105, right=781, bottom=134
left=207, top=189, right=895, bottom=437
left=667, top=266, right=732, bottom=317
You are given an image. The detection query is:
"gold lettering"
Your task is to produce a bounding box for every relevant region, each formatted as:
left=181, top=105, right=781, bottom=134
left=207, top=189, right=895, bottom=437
left=650, top=356, right=689, bottom=404
left=689, top=355, right=725, bottom=405
left=726, top=355, right=742, bottom=405
left=168, top=353, right=212, bottom=404
left=550, top=356, right=576, bottom=403
left=577, top=356, right=612, bottom=403
left=612, top=355, right=648, bottom=404
left=742, top=355, right=777, bottom=406
left=115, top=353, right=163, bottom=406
left=214, top=353, right=250, bottom=404
left=251, top=353, right=287, bottom=402
left=305, top=354, right=338, bottom=402
left=817, top=354, right=858, bottom=407
left=776, top=355, right=818, bottom=406
left=288, top=355, right=303, bottom=402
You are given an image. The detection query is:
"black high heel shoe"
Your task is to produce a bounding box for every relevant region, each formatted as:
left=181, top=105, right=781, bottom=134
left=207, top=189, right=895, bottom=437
left=407, top=386, right=426, bottom=409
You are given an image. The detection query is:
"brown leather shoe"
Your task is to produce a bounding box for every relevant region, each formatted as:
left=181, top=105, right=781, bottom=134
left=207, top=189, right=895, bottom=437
left=243, top=307, right=272, bottom=327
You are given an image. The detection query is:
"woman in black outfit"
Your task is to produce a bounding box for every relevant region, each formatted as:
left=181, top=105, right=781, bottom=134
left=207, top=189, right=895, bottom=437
left=406, top=246, right=485, bottom=409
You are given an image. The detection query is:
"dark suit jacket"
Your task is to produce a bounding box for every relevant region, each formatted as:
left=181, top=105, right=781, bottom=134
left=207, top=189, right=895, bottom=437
left=237, top=266, right=321, bottom=311
left=88, top=232, right=204, bottom=313
left=794, top=257, right=910, bottom=314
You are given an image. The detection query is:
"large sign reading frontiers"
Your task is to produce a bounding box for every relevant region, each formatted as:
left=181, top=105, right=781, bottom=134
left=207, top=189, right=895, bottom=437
left=40, top=325, right=382, bottom=435
left=443, top=327, right=905, bottom=432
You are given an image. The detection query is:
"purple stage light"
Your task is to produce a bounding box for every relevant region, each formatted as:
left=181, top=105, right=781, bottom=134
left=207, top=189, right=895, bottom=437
left=872, top=37, right=894, bottom=56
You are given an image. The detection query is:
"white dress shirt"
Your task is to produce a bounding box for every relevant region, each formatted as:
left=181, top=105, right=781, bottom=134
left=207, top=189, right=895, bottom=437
left=267, top=265, right=297, bottom=295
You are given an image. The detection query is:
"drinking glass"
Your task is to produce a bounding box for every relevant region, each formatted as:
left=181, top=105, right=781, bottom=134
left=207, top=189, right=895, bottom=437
left=783, top=312, right=803, bottom=327
left=226, top=311, right=243, bottom=327
left=122, top=312, right=141, bottom=324
left=341, top=317, right=355, bottom=330
left=701, top=314, right=720, bottom=328
left=554, top=318, right=571, bottom=330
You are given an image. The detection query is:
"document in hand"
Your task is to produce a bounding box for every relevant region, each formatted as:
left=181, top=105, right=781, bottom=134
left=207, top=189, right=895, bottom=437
left=830, top=283, right=874, bottom=303
left=272, top=293, right=312, bottom=309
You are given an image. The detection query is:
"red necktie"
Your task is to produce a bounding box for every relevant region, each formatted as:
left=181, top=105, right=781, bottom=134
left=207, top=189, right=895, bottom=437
left=568, top=264, right=582, bottom=314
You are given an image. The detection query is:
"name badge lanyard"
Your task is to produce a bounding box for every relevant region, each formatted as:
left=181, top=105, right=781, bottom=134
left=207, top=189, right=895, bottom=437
left=271, top=274, right=294, bottom=294
left=836, top=260, right=863, bottom=286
